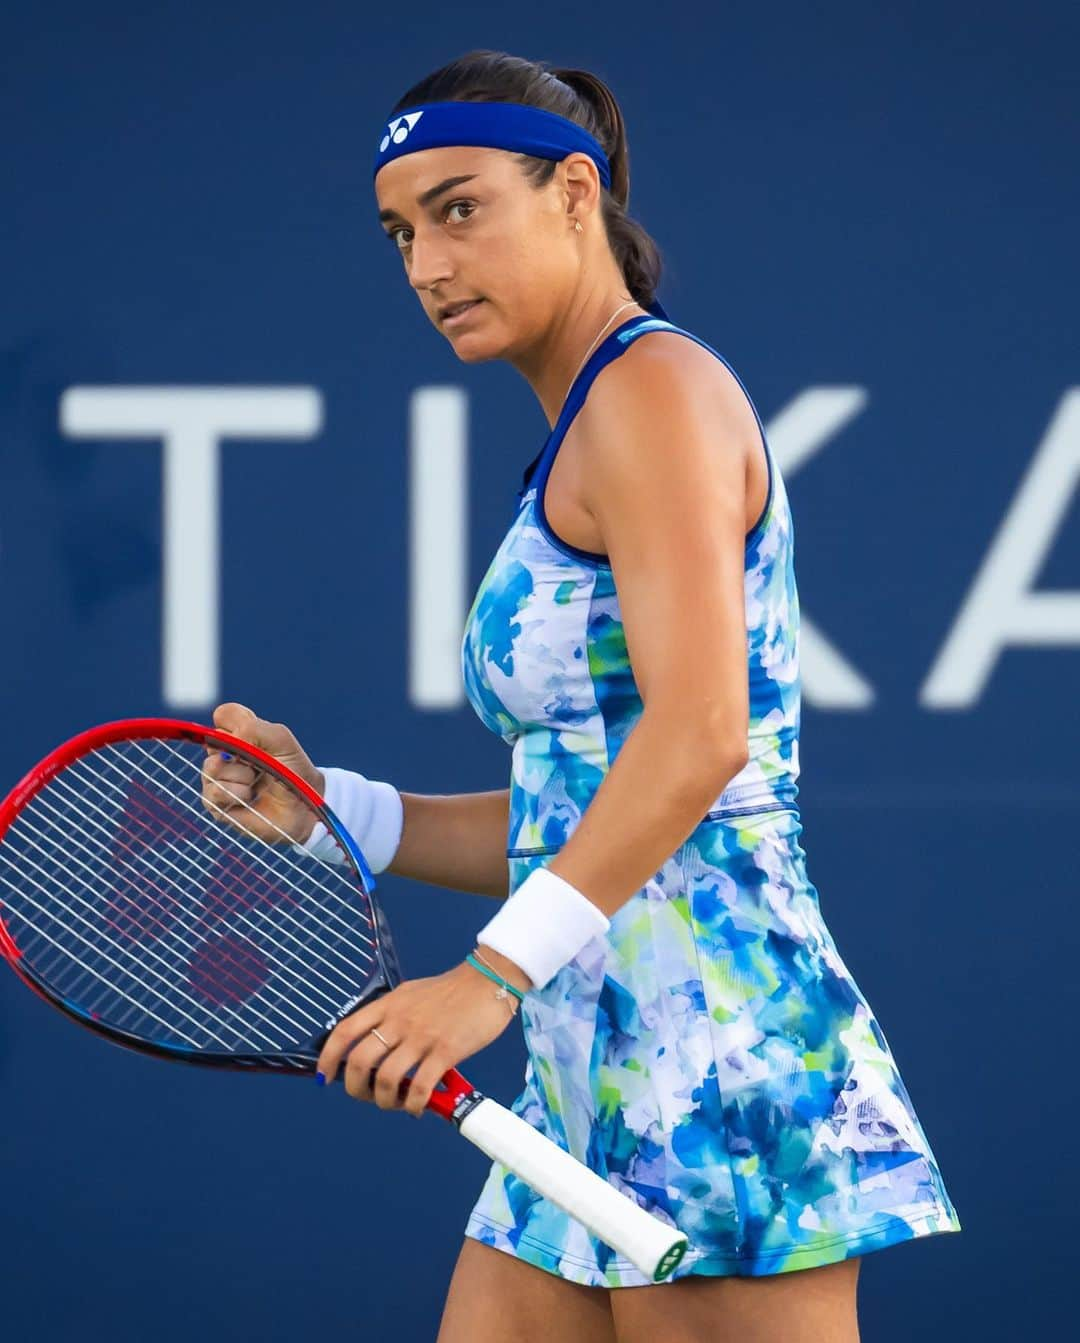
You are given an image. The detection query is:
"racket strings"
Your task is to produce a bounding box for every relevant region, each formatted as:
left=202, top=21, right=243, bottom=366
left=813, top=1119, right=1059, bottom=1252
left=0, top=812, right=315, bottom=1050
left=124, top=739, right=375, bottom=946
left=107, top=743, right=377, bottom=991
left=118, top=736, right=379, bottom=959
left=0, top=846, right=214, bottom=1049
left=0, top=735, right=385, bottom=1054
left=108, top=740, right=377, bottom=974
left=1, top=796, right=334, bottom=1052
left=61, top=757, right=374, bottom=993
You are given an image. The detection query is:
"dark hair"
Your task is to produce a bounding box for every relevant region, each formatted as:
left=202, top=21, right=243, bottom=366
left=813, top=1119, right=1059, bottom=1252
left=389, top=50, right=663, bottom=310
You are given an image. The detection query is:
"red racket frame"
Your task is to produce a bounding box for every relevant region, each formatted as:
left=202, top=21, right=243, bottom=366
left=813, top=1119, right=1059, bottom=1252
left=0, top=717, right=480, bottom=1123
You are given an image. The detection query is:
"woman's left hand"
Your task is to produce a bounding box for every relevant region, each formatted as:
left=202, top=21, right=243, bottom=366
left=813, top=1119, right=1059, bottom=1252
left=315, top=961, right=520, bottom=1117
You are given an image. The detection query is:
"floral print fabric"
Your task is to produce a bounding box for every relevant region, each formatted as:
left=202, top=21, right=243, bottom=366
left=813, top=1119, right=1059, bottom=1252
left=459, top=316, right=961, bottom=1284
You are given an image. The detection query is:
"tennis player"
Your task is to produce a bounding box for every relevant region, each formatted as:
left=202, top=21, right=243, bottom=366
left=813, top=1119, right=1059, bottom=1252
left=206, top=49, right=961, bottom=1343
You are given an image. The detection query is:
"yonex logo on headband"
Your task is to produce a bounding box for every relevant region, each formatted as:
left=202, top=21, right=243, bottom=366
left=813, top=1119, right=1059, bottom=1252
left=380, top=111, right=425, bottom=153
left=373, top=100, right=612, bottom=191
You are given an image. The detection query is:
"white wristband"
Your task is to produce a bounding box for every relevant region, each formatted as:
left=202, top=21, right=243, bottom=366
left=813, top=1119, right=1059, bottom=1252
left=476, top=867, right=610, bottom=992
left=295, top=767, right=403, bottom=874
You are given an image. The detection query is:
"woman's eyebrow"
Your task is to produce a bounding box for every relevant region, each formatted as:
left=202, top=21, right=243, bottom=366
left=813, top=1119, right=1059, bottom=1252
left=378, top=174, right=479, bottom=223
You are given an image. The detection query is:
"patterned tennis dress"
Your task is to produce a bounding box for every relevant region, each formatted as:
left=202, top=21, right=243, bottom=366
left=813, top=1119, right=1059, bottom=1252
left=459, top=313, right=961, bottom=1286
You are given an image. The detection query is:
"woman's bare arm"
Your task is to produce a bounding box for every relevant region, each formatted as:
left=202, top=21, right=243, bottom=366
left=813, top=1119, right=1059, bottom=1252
left=462, top=338, right=760, bottom=997
left=386, top=788, right=510, bottom=898
left=202, top=706, right=511, bottom=898
left=532, top=336, right=756, bottom=917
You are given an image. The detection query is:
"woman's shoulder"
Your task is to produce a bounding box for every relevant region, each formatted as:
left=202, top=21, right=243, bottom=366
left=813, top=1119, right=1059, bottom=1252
left=579, top=322, right=762, bottom=458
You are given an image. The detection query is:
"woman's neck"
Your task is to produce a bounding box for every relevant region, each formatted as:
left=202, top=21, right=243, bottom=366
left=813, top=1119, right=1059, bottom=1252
left=513, top=285, right=648, bottom=428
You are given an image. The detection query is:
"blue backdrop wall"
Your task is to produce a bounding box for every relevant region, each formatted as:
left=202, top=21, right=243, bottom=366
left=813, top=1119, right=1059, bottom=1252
left=2, top=3, right=1075, bottom=1339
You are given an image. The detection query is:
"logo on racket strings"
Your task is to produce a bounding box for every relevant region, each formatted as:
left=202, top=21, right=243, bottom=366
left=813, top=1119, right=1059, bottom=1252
left=379, top=111, right=424, bottom=153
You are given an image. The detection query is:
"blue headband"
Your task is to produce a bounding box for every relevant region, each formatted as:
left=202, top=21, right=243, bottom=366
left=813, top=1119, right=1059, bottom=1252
left=373, top=100, right=612, bottom=191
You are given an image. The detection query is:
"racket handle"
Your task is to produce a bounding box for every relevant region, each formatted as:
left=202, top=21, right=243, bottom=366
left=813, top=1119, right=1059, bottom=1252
left=457, top=1097, right=688, bottom=1282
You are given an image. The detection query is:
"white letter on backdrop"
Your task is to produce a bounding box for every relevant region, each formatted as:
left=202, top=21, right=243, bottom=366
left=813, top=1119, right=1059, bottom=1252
left=59, top=387, right=323, bottom=709
left=921, top=390, right=1080, bottom=708
left=409, top=386, right=468, bottom=709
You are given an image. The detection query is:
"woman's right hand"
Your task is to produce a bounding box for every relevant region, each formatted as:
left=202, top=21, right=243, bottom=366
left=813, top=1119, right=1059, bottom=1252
left=200, top=701, right=325, bottom=845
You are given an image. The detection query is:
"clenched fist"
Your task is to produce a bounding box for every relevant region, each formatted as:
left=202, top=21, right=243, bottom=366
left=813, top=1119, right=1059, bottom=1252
left=200, top=701, right=324, bottom=845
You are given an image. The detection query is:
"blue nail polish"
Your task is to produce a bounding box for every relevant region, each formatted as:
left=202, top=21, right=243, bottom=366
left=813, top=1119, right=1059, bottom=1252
left=315, top=1071, right=326, bottom=1086
left=221, top=752, right=233, bottom=762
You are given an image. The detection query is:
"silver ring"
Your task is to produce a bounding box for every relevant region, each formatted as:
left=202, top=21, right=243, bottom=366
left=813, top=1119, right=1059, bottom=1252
left=371, top=1027, right=393, bottom=1049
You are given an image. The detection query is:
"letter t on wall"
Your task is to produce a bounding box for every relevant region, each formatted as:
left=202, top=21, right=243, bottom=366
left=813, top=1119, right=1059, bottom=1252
left=60, top=387, right=323, bottom=708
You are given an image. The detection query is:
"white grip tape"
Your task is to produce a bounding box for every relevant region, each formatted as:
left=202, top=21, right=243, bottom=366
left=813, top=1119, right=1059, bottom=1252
left=458, top=1097, right=687, bottom=1282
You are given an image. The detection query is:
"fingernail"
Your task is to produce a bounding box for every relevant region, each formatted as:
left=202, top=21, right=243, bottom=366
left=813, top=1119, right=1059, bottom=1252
left=221, top=752, right=233, bottom=762
left=315, top=1071, right=326, bottom=1086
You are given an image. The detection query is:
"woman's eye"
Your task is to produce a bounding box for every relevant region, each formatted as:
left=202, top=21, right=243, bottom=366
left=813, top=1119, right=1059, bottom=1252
left=387, top=201, right=474, bottom=253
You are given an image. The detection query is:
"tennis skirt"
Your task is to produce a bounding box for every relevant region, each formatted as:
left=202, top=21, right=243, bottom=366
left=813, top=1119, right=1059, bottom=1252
left=464, top=806, right=962, bottom=1287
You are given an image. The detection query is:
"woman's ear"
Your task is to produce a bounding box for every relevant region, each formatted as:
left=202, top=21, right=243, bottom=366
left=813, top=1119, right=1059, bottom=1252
left=560, top=153, right=603, bottom=225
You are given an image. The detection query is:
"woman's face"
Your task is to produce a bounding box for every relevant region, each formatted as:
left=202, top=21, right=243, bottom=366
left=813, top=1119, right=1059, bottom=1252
left=375, top=145, right=582, bottom=362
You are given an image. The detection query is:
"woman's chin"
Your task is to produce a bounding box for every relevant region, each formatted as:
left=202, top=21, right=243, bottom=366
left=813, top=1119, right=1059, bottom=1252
left=446, top=332, right=501, bottom=363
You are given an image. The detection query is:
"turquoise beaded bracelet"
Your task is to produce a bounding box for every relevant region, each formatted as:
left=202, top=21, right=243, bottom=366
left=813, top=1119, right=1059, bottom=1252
left=466, top=951, right=526, bottom=1003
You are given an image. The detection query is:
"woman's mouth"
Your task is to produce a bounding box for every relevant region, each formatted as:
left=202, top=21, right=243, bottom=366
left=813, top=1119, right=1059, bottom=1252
left=441, top=299, right=485, bottom=328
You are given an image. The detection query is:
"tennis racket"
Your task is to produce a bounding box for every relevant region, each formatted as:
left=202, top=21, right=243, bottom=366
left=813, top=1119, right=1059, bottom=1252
left=0, top=717, right=687, bottom=1282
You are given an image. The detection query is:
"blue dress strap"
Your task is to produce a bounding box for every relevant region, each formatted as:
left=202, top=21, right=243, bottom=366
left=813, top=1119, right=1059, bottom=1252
left=516, top=312, right=678, bottom=507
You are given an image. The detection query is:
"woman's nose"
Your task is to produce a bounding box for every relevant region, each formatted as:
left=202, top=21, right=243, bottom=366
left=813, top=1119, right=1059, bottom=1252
left=407, top=231, right=453, bottom=292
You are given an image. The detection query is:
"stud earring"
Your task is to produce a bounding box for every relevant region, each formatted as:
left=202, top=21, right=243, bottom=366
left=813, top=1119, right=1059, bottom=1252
left=573, top=218, right=583, bottom=233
